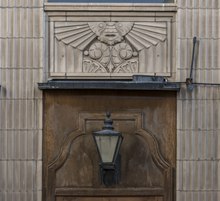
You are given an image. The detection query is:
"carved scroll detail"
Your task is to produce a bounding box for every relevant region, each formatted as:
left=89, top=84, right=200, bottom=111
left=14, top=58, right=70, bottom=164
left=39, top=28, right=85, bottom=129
left=135, top=129, right=170, bottom=170
left=48, top=130, right=85, bottom=170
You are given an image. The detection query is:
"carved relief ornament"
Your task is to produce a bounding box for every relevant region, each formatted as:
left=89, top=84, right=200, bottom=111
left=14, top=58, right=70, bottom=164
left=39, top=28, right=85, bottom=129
left=55, top=21, right=167, bottom=74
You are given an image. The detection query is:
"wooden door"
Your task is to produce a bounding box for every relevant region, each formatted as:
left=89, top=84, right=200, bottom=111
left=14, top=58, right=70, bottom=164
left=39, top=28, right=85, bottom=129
left=43, top=90, right=176, bottom=201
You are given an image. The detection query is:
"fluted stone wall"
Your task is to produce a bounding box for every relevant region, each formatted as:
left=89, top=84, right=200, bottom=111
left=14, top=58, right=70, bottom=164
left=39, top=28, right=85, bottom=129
left=0, top=0, right=219, bottom=201
left=176, top=0, right=220, bottom=200
left=0, top=1, right=44, bottom=201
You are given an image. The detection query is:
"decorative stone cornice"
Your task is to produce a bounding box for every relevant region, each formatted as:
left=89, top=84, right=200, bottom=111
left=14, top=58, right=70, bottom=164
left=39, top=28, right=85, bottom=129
left=44, top=3, right=177, bottom=12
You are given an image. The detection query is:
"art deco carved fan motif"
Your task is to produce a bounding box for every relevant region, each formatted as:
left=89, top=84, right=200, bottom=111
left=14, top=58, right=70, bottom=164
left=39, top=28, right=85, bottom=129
left=55, top=21, right=167, bottom=73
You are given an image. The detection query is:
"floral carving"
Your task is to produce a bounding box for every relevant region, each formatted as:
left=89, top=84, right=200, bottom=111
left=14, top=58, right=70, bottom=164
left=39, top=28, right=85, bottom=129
left=83, top=42, right=138, bottom=73
left=55, top=21, right=167, bottom=73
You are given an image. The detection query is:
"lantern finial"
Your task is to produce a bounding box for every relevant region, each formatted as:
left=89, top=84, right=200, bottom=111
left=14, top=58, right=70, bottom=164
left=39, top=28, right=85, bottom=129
left=103, top=112, right=114, bottom=130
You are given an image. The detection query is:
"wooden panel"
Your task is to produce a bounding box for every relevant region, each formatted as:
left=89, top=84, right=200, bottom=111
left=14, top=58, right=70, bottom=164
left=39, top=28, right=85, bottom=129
left=43, top=90, right=176, bottom=201
left=56, top=197, right=163, bottom=201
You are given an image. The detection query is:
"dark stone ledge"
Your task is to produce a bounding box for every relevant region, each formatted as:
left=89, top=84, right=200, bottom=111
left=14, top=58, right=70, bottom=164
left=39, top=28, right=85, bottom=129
left=38, top=76, right=180, bottom=91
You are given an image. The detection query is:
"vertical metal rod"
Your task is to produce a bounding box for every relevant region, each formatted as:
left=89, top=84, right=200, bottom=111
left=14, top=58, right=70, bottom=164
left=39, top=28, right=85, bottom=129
left=189, top=37, right=197, bottom=80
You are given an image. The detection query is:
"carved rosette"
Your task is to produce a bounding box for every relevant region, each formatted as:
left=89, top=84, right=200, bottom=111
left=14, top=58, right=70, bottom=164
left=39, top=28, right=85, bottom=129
left=83, top=42, right=138, bottom=73
left=55, top=21, right=167, bottom=74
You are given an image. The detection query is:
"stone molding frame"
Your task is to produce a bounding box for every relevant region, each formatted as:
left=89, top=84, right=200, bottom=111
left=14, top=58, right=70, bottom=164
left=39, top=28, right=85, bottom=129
left=45, top=3, right=177, bottom=79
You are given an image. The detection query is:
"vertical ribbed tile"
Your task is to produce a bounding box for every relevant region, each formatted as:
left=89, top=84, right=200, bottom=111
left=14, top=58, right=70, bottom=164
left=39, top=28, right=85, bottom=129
left=0, top=0, right=43, bottom=200
left=176, top=160, right=183, bottom=190
left=177, top=0, right=220, bottom=197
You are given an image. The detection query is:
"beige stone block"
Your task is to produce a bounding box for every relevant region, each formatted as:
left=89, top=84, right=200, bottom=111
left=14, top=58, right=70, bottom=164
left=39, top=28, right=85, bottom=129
left=7, top=161, right=14, bottom=191
left=36, top=161, right=42, bottom=190
left=0, top=9, right=7, bottom=37
left=47, top=11, right=66, bottom=17
left=177, top=100, right=183, bottom=129
left=0, top=0, right=7, bottom=7
left=22, top=8, right=34, bottom=38
left=213, top=0, right=220, bottom=8
left=20, top=8, right=27, bottom=37
left=36, top=191, right=43, bottom=201
left=0, top=100, right=6, bottom=129
left=213, top=87, right=220, bottom=100
left=49, top=16, right=66, bottom=22
left=180, top=100, right=194, bottom=129
left=25, top=39, right=35, bottom=68
left=0, top=193, right=5, bottom=201
left=33, top=8, right=44, bottom=38
left=0, top=131, right=7, bottom=160
left=198, top=100, right=213, bottom=130
left=177, top=0, right=186, bottom=8
left=33, top=0, right=44, bottom=8
left=26, top=131, right=34, bottom=159
left=12, top=161, right=21, bottom=191
left=26, top=161, right=34, bottom=191
left=1, top=69, right=41, bottom=99
left=185, top=0, right=194, bottom=8
left=211, top=40, right=220, bottom=69
left=36, top=99, right=43, bottom=130
left=0, top=99, right=42, bottom=130
left=49, top=72, right=66, bottom=77
left=198, top=0, right=208, bottom=9
left=0, top=161, right=7, bottom=191
left=176, top=191, right=185, bottom=201
left=110, top=16, right=155, bottom=22
left=213, top=101, right=220, bottom=129
left=36, top=130, right=42, bottom=160
left=67, top=16, right=111, bottom=22
left=19, top=131, right=28, bottom=160
left=176, top=39, right=190, bottom=69
left=44, top=3, right=177, bottom=12
left=111, top=11, right=156, bottom=18
left=181, top=161, right=196, bottom=190
left=176, top=161, right=183, bottom=190
left=155, top=11, right=176, bottom=18
left=5, top=8, right=14, bottom=37
left=66, top=11, right=111, bottom=18
left=177, top=99, right=215, bottom=130
left=185, top=9, right=193, bottom=38
left=54, top=40, right=66, bottom=73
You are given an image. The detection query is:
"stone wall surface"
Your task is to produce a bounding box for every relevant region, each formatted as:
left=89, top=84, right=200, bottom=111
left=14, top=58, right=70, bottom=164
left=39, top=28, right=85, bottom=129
left=176, top=0, right=220, bottom=201
left=0, top=0, right=220, bottom=201
left=0, top=1, right=44, bottom=201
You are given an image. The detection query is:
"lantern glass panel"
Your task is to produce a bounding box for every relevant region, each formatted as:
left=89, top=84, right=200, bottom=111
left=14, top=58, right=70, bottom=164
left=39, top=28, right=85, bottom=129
left=95, top=135, right=119, bottom=163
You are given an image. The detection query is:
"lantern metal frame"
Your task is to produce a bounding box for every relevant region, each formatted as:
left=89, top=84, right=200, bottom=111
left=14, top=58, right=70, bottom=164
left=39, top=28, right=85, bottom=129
left=93, top=112, right=123, bottom=186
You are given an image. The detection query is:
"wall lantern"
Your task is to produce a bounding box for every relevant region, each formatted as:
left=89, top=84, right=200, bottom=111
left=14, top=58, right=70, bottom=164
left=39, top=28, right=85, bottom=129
left=93, top=112, right=123, bottom=186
